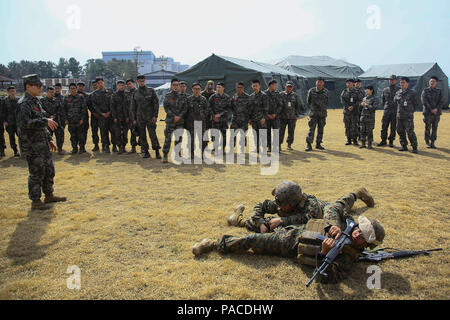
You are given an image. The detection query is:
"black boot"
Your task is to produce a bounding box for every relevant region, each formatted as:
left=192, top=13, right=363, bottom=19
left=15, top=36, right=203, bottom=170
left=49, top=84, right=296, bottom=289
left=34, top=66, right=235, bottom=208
left=79, top=146, right=86, bottom=154
left=112, top=145, right=118, bottom=153
left=13, top=147, right=20, bottom=157
left=377, top=140, right=387, bottom=147
left=118, top=146, right=124, bottom=155
left=388, top=140, right=394, bottom=148
left=71, top=147, right=78, bottom=155
left=411, top=147, right=418, bottom=154
left=353, top=139, right=359, bottom=146
left=368, top=141, right=373, bottom=149
left=305, top=143, right=313, bottom=152
left=143, top=151, right=151, bottom=159
left=345, top=139, right=352, bottom=146
left=316, top=143, right=325, bottom=150
left=155, top=150, right=162, bottom=159
left=360, top=141, right=366, bottom=149
left=399, top=145, right=408, bottom=152
left=430, top=141, right=436, bottom=149
left=163, top=153, right=169, bottom=163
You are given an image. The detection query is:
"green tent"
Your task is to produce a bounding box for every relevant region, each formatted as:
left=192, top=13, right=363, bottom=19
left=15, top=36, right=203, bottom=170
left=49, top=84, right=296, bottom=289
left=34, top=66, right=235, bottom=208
left=274, top=56, right=365, bottom=108
left=360, top=63, right=449, bottom=110
left=176, top=54, right=309, bottom=108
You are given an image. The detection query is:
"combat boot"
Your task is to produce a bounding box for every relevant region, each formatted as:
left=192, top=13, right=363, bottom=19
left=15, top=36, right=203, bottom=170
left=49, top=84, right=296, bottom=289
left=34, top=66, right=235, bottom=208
left=103, top=145, right=111, bottom=153
left=143, top=151, right=151, bottom=159
left=355, top=187, right=375, bottom=208
left=92, top=144, right=100, bottom=152
left=316, top=143, right=325, bottom=150
left=425, top=140, right=430, bottom=147
left=155, top=150, right=162, bottom=159
left=345, top=139, right=352, bottom=146
left=360, top=141, right=366, bottom=149
left=79, top=146, right=86, bottom=154
left=368, top=141, right=373, bottom=149
left=411, top=147, right=418, bottom=154
left=112, top=145, right=118, bottom=153
left=44, top=193, right=67, bottom=204
left=353, top=139, right=359, bottom=146
left=71, top=147, right=78, bottom=155
left=13, top=147, right=20, bottom=157
left=287, top=144, right=293, bottom=151
left=192, top=239, right=218, bottom=256
left=128, top=146, right=136, bottom=154
left=388, top=140, right=394, bottom=148
left=430, top=141, right=436, bottom=149
left=399, top=145, right=408, bottom=152
left=163, top=153, right=169, bottom=163
left=31, top=200, right=52, bottom=210
left=305, top=143, right=313, bottom=152
left=227, top=205, right=246, bottom=227
left=118, top=146, right=124, bottom=155
left=377, top=140, right=387, bottom=147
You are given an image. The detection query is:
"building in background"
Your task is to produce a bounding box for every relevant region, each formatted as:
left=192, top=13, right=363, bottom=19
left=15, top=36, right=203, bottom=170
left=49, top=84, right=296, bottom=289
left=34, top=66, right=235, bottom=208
left=102, top=50, right=189, bottom=76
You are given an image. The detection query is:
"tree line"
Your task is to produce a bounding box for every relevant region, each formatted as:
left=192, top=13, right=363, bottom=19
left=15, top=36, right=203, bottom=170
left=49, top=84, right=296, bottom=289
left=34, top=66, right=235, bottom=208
left=0, top=57, right=138, bottom=82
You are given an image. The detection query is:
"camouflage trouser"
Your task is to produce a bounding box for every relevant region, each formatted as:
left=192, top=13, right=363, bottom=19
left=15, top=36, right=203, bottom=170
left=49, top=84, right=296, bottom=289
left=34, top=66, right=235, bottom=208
left=186, top=120, right=208, bottom=153
left=49, top=125, right=65, bottom=149
left=139, top=120, right=161, bottom=152
left=82, top=116, right=89, bottom=145
left=112, top=120, right=129, bottom=148
left=252, top=121, right=268, bottom=153
left=5, top=123, right=19, bottom=150
left=423, top=114, right=440, bottom=143
left=212, top=120, right=228, bottom=151
left=68, top=123, right=86, bottom=148
left=280, top=119, right=296, bottom=145
left=306, top=116, right=326, bottom=144
left=218, top=225, right=305, bottom=257
left=360, top=121, right=375, bottom=142
left=0, top=124, right=5, bottom=150
left=163, top=122, right=184, bottom=155
left=266, top=118, right=280, bottom=150
left=130, top=124, right=139, bottom=147
left=343, top=113, right=359, bottom=140
left=380, top=111, right=397, bottom=142
left=91, top=114, right=100, bottom=145
left=25, top=145, right=55, bottom=201
left=397, top=118, right=418, bottom=148
left=245, top=193, right=356, bottom=233
left=99, top=116, right=113, bottom=147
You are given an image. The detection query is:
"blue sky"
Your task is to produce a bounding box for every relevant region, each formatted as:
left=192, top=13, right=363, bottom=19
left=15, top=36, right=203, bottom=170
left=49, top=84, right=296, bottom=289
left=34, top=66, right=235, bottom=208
left=0, top=0, right=449, bottom=75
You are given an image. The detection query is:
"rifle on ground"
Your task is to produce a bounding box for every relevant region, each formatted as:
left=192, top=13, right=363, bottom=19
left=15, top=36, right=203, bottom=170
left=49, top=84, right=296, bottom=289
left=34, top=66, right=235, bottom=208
left=306, top=218, right=358, bottom=287
left=359, top=248, right=443, bottom=262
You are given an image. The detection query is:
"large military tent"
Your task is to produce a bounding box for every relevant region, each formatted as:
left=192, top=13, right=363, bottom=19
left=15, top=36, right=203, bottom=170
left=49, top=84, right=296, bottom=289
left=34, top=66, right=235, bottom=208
left=274, top=56, right=365, bottom=108
left=360, top=63, right=449, bottom=110
left=176, top=54, right=309, bottom=107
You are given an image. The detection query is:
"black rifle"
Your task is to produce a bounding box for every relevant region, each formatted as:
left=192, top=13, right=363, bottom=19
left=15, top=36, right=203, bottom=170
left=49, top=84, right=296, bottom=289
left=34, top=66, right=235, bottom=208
left=359, top=248, right=443, bottom=262
left=306, top=218, right=358, bottom=287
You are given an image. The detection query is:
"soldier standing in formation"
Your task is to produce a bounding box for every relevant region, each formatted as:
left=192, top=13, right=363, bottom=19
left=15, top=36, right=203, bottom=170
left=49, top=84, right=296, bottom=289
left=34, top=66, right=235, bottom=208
left=354, top=79, right=365, bottom=141
left=64, top=83, right=88, bottom=155
left=421, top=76, right=444, bottom=149
left=111, top=80, right=130, bottom=155
left=279, top=81, right=303, bottom=151
left=185, top=83, right=209, bottom=158
left=305, top=77, right=328, bottom=151
left=16, top=74, right=67, bottom=210
left=208, top=82, right=231, bottom=153
left=131, top=75, right=161, bottom=159
left=77, top=82, right=90, bottom=150
left=395, top=77, right=419, bottom=154
left=264, top=80, right=283, bottom=153
left=359, top=85, right=378, bottom=149
left=231, top=82, right=251, bottom=152
left=41, top=86, right=65, bottom=155
left=378, top=75, right=400, bottom=147
left=126, top=79, right=139, bottom=154
left=341, top=78, right=361, bottom=146
left=0, top=95, right=5, bottom=157
left=162, top=78, right=187, bottom=163
left=249, top=80, right=269, bottom=154
left=91, top=77, right=113, bottom=153
left=2, top=86, right=20, bottom=157
left=89, top=79, right=101, bottom=152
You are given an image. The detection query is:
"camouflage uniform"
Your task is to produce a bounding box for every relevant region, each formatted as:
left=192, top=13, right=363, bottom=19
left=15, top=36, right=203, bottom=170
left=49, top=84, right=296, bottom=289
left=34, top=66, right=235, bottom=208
left=63, top=93, right=88, bottom=150
left=264, top=89, right=283, bottom=150
left=421, top=87, right=444, bottom=144
left=185, top=94, right=209, bottom=153
left=201, top=89, right=215, bottom=134
left=0, top=98, right=5, bottom=154
left=359, top=94, right=378, bottom=144
left=341, top=88, right=361, bottom=142
left=231, top=92, right=251, bottom=150
left=394, top=89, right=419, bottom=149
left=245, top=193, right=357, bottom=233
left=2, top=96, right=20, bottom=153
left=111, top=90, right=131, bottom=150
left=41, top=95, right=65, bottom=150
left=279, top=90, right=302, bottom=146
left=208, top=92, right=232, bottom=151
left=78, top=91, right=90, bottom=146
left=306, top=87, right=328, bottom=145
left=87, top=92, right=100, bottom=147
left=380, top=84, right=400, bottom=143
left=355, top=87, right=365, bottom=139
left=91, top=89, right=113, bottom=149
left=249, top=91, right=269, bottom=152
left=17, top=92, right=55, bottom=200
left=162, top=91, right=188, bottom=155
left=130, top=86, right=161, bottom=153
left=126, top=88, right=139, bottom=148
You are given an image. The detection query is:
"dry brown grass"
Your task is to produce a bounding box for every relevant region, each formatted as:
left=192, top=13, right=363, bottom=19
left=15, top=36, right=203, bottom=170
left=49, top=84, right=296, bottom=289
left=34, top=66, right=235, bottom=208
left=0, top=109, right=449, bottom=300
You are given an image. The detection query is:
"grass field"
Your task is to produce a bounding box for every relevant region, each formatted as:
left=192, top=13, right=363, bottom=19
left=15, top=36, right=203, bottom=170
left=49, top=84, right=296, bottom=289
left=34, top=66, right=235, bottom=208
left=0, top=109, right=449, bottom=300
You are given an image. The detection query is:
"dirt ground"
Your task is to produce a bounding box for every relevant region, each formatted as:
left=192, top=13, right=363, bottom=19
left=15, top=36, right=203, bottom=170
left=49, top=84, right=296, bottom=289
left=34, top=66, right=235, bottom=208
left=0, top=109, right=449, bottom=300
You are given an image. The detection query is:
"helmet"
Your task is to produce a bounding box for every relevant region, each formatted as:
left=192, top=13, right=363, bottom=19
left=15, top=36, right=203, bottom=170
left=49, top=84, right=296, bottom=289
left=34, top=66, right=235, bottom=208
left=358, top=216, right=385, bottom=249
left=273, top=181, right=303, bottom=207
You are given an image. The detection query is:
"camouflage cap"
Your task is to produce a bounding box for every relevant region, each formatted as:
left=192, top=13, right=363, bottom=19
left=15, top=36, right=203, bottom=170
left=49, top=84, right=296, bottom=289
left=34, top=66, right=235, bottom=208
left=116, top=80, right=125, bottom=85
left=22, top=74, right=42, bottom=86
left=358, top=216, right=385, bottom=249
left=272, top=181, right=303, bottom=207
left=286, top=81, right=294, bottom=87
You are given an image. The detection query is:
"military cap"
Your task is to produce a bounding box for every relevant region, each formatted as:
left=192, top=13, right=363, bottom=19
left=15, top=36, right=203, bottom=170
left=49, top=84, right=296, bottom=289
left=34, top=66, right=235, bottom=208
left=316, top=77, right=325, bottom=82
left=365, top=85, right=374, bottom=91
left=179, top=81, right=187, bottom=85
left=192, top=82, right=201, bottom=88
left=77, top=81, right=85, bottom=87
left=7, top=86, right=15, bottom=91
left=400, top=76, right=410, bottom=83
left=126, top=79, right=134, bottom=84
left=346, top=78, right=355, bottom=83
left=217, top=82, right=225, bottom=87
left=22, top=74, right=42, bottom=86
left=389, top=75, right=397, bottom=80
left=116, top=80, right=125, bottom=84
left=136, top=75, right=146, bottom=80
left=358, top=216, right=385, bottom=249
left=286, top=81, right=294, bottom=87
left=47, top=86, right=55, bottom=91
left=268, top=79, right=277, bottom=86
left=272, top=181, right=303, bottom=208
